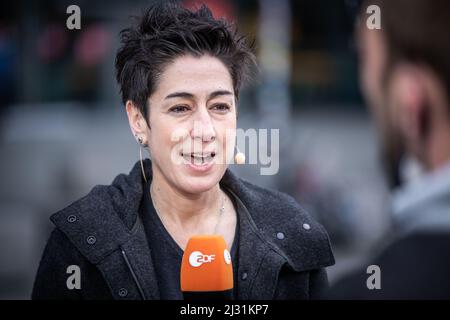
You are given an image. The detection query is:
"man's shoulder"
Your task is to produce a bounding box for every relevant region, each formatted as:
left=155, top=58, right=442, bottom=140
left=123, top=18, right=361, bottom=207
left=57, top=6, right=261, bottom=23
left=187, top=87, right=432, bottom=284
left=326, top=231, right=450, bottom=299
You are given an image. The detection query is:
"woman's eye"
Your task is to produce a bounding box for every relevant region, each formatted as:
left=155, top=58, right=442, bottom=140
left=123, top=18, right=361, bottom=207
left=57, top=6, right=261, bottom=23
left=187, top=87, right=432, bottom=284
left=169, top=105, right=190, bottom=113
left=211, top=104, right=231, bottom=112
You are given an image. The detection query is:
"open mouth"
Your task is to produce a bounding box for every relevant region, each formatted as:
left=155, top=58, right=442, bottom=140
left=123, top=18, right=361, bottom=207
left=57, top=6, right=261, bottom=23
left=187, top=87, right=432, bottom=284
left=181, top=151, right=216, bottom=165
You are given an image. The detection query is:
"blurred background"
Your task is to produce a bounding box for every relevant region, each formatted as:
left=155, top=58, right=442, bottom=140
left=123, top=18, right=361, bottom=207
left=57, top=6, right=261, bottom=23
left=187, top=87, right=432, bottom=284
left=0, top=0, right=391, bottom=299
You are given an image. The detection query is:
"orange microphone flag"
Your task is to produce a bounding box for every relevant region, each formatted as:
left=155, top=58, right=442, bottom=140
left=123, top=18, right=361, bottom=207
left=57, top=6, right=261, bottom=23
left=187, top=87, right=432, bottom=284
left=180, top=235, right=233, bottom=292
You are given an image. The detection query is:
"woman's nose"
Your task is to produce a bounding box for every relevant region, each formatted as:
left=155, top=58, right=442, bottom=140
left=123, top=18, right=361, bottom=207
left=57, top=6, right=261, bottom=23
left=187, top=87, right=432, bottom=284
left=191, top=108, right=216, bottom=142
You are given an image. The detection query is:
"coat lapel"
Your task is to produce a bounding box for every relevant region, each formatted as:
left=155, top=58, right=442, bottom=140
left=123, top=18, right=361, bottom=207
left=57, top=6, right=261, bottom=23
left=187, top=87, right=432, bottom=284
left=119, top=220, right=161, bottom=300
left=228, top=187, right=287, bottom=299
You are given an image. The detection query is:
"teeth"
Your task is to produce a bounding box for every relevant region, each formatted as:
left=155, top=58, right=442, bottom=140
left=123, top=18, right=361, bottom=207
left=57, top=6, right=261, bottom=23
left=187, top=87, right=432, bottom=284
left=181, top=152, right=215, bottom=165
left=192, top=154, right=203, bottom=165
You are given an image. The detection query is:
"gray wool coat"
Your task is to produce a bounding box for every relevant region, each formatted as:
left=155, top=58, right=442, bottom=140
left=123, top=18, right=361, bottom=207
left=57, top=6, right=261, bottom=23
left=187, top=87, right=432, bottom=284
left=32, top=159, right=334, bottom=300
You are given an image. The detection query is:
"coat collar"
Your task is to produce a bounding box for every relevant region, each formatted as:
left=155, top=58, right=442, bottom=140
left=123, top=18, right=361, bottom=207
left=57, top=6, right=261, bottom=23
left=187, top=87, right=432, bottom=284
left=392, top=161, right=450, bottom=235
left=51, top=159, right=334, bottom=299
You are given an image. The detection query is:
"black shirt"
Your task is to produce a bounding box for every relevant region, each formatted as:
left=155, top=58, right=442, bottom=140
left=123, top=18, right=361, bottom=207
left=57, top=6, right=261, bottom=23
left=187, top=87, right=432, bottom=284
left=139, top=181, right=240, bottom=300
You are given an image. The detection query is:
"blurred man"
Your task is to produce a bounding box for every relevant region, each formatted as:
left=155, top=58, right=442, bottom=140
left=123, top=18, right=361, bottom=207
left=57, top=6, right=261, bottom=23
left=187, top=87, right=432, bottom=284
left=327, top=0, right=450, bottom=299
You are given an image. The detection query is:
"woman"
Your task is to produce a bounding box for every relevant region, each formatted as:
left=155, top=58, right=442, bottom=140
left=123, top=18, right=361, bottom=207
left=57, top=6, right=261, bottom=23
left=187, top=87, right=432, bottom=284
left=32, top=2, right=334, bottom=300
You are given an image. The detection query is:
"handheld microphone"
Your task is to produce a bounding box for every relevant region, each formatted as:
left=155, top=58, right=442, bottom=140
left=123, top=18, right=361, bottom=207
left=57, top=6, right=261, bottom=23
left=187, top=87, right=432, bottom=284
left=180, top=235, right=234, bottom=300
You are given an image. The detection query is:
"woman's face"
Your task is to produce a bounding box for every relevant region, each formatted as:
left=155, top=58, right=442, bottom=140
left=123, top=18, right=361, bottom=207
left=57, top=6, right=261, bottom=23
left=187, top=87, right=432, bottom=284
left=146, top=54, right=237, bottom=194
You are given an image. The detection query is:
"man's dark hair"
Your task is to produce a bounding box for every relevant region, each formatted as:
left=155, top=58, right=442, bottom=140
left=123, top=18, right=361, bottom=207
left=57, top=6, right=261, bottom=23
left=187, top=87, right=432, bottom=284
left=115, top=1, right=256, bottom=122
left=361, top=0, right=450, bottom=105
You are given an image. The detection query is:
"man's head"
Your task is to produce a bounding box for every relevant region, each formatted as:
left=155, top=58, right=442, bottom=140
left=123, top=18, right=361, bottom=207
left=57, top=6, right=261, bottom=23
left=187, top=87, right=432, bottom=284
left=357, top=0, right=450, bottom=188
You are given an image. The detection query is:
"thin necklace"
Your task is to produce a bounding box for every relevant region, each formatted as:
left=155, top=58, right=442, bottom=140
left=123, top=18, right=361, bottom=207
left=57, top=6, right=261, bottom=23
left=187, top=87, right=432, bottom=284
left=150, top=183, right=226, bottom=235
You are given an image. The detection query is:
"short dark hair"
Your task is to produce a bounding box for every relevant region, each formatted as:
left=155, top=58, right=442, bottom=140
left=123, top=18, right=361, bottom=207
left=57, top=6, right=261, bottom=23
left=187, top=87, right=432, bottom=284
left=361, top=0, right=450, bottom=105
left=115, top=1, right=256, bottom=121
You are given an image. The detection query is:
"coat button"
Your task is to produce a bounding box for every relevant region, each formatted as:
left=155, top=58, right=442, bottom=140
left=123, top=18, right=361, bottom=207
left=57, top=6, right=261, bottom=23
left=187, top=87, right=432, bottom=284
left=303, top=223, right=311, bottom=230
left=86, top=235, right=97, bottom=245
left=67, top=215, right=77, bottom=223
left=241, top=272, right=248, bottom=280
left=118, top=288, right=128, bottom=297
left=276, top=232, right=285, bottom=240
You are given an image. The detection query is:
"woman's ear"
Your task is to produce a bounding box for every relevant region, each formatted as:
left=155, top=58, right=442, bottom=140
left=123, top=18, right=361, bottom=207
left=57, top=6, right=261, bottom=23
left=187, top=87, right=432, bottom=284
left=126, top=100, right=149, bottom=145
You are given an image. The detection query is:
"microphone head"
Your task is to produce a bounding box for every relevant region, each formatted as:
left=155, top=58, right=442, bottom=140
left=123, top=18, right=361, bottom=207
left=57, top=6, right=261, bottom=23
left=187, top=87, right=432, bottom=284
left=180, top=235, right=233, bottom=294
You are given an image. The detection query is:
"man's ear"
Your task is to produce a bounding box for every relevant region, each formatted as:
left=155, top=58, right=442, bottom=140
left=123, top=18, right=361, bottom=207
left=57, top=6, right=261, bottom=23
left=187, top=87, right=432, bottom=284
left=125, top=100, right=149, bottom=144
left=390, top=65, right=428, bottom=148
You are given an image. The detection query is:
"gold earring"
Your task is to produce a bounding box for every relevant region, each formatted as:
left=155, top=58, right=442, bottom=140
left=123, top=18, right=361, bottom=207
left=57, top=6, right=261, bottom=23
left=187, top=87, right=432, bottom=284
left=234, top=146, right=245, bottom=164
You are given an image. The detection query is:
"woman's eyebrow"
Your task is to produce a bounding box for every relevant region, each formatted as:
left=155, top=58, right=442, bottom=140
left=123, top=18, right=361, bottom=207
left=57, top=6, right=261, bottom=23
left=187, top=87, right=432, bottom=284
left=208, top=90, right=233, bottom=100
left=164, top=92, right=194, bottom=100
left=164, top=90, right=233, bottom=100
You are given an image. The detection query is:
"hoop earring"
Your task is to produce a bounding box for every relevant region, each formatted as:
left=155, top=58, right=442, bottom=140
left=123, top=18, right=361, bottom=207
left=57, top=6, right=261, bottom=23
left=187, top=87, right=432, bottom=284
left=234, top=145, right=245, bottom=164
left=139, top=146, right=148, bottom=183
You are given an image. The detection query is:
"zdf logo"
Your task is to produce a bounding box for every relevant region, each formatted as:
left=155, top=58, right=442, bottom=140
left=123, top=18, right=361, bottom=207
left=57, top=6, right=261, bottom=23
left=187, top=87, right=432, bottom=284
left=189, top=251, right=215, bottom=267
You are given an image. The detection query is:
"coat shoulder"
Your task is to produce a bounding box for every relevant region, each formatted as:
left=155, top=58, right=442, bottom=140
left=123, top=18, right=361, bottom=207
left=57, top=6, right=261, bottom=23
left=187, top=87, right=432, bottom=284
left=32, top=228, right=111, bottom=299
left=231, top=176, right=335, bottom=271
